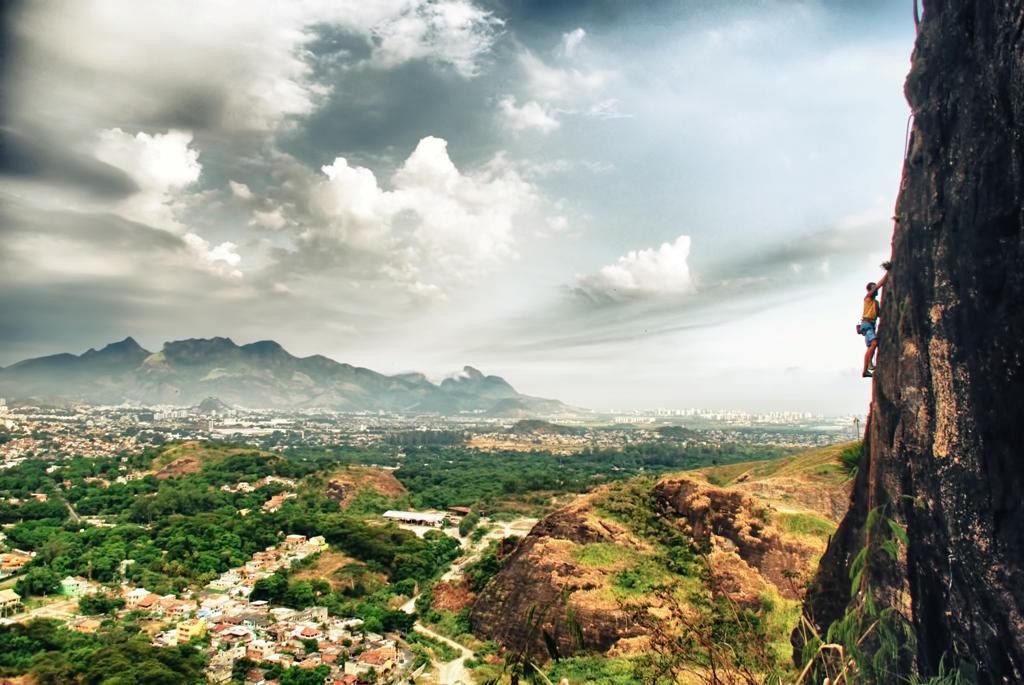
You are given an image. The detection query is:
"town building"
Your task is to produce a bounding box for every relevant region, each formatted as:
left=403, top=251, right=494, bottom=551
left=176, top=617, right=208, bottom=643
left=382, top=510, right=446, bottom=527
left=0, top=589, right=22, bottom=617
left=61, top=575, right=100, bottom=597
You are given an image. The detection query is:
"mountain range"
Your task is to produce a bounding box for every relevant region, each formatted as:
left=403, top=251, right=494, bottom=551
left=0, top=337, right=570, bottom=415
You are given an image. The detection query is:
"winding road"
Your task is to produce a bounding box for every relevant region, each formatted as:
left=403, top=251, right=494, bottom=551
left=401, top=516, right=537, bottom=685
left=414, top=623, right=474, bottom=685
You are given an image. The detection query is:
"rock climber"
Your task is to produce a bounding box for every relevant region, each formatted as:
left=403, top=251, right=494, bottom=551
left=859, top=261, right=891, bottom=377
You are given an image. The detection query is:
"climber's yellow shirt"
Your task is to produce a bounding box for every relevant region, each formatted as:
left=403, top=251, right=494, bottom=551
left=863, top=296, right=879, bottom=322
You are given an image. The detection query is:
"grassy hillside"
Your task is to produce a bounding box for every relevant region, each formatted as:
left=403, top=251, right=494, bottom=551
left=470, top=442, right=857, bottom=684
left=691, top=441, right=858, bottom=524
left=325, top=465, right=409, bottom=513
left=694, top=441, right=856, bottom=487
left=149, top=440, right=275, bottom=470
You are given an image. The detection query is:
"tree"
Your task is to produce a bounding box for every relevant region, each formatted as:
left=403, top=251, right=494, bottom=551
left=79, top=595, right=125, bottom=616
left=279, top=664, right=330, bottom=685
left=15, top=567, right=60, bottom=596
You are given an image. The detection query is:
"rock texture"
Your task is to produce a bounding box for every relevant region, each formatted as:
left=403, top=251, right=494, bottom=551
left=799, top=2, right=1024, bottom=682
left=654, top=479, right=819, bottom=602
left=324, top=466, right=407, bottom=510
left=471, top=477, right=827, bottom=661
left=468, top=496, right=645, bottom=661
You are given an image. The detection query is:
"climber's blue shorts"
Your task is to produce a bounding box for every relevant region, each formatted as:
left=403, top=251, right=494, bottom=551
left=859, top=321, right=877, bottom=347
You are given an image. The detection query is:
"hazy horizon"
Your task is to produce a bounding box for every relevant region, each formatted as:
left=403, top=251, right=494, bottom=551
left=0, top=0, right=914, bottom=415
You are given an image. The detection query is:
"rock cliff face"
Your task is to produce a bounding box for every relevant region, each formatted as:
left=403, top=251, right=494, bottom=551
left=799, top=2, right=1024, bottom=682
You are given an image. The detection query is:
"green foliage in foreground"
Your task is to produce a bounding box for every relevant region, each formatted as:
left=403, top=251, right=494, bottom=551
left=544, top=655, right=644, bottom=685
left=838, top=441, right=863, bottom=477
left=799, top=505, right=974, bottom=685
left=0, top=619, right=205, bottom=683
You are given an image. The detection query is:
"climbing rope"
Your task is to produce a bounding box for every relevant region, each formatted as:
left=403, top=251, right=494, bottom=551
left=902, top=112, right=915, bottom=177
left=893, top=112, right=916, bottom=225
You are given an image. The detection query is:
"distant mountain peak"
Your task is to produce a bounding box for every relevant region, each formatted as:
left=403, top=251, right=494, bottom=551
left=78, top=336, right=151, bottom=364
left=196, top=396, right=233, bottom=414
left=162, top=337, right=239, bottom=363
left=100, top=336, right=147, bottom=354
left=240, top=340, right=290, bottom=358
left=461, top=365, right=485, bottom=379
left=0, top=335, right=571, bottom=414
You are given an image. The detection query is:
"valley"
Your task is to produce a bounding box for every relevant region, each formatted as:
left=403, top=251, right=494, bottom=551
left=0, top=428, right=854, bottom=684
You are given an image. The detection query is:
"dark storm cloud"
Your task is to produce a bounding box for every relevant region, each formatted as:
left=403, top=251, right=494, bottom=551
left=0, top=127, right=140, bottom=198
left=0, top=279, right=154, bottom=352
left=705, top=225, right=891, bottom=284
left=284, top=45, right=509, bottom=170
left=146, top=86, right=231, bottom=132
left=493, top=0, right=904, bottom=24
left=3, top=199, right=186, bottom=251
left=489, top=0, right=685, bottom=30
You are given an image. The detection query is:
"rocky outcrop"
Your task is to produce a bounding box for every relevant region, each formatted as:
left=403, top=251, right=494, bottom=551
left=654, top=479, right=819, bottom=601
left=468, top=497, right=645, bottom=661
left=799, top=2, right=1024, bottom=682
left=153, top=455, right=202, bottom=480
left=431, top=580, right=477, bottom=613
left=471, top=476, right=828, bottom=661
left=325, top=466, right=407, bottom=510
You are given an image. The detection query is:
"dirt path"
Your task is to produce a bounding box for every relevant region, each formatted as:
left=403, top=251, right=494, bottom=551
left=402, top=516, right=537, bottom=685
left=415, top=623, right=474, bottom=685
left=9, top=597, right=78, bottom=623
left=63, top=498, right=81, bottom=523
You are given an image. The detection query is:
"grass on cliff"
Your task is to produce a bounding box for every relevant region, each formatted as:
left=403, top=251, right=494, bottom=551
left=775, top=511, right=835, bottom=540
left=698, top=441, right=856, bottom=488
left=572, top=543, right=634, bottom=568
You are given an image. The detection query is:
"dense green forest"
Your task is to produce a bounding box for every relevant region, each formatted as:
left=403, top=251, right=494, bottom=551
left=0, top=619, right=206, bottom=683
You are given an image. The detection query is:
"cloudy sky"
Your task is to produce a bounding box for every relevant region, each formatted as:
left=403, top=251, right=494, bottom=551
left=0, top=0, right=914, bottom=414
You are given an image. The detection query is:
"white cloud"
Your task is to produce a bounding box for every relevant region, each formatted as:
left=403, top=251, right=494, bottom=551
left=11, top=0, right=501, bottom=137
left=561, top=28, right=586, bottom=57
left=368, top=0, right=503, bottom=77
left=92, top=128, right=201, bottom=230
left=393, top=137, right=536, bottom=270
left=497, top=96, right=560, bottom=134
left=229, top=181, right=253, bottom=199
left=298, top=136, right=536, bottom=289
left=184, top=232, right=243, bottom=279
left=518, top=50, right=611, bottom=101
left=311, top=156, right=400, bottom=252
left=250, top=208, right=289, bottom=230
left=587, top=98, right=632, bottom=119
left=547, top=216, right=569, bottom=232
left=574, top=235, right=695, bottom=302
